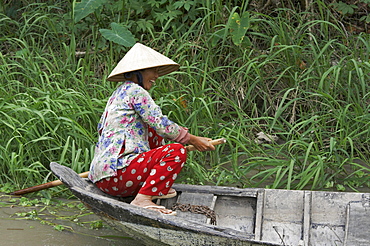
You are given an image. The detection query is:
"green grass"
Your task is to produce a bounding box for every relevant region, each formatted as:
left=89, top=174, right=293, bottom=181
left=1, top=0, right=369, bottom=194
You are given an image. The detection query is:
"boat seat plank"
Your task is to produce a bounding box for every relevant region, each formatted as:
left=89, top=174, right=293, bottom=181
left=172, top=183, right=259, bottom=197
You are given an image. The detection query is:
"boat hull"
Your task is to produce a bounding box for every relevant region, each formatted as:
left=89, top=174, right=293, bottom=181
left=50, top=162, right=370, bottom=246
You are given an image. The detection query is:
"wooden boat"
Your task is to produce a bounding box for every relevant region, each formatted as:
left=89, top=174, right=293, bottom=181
left=50, top=162, right=370, bottom=246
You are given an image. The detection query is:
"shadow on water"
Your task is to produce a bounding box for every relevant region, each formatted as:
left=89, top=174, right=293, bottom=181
left=0, top=193, right=146, bottom=246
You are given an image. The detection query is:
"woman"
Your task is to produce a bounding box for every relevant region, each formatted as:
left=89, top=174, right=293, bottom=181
left=88, top=43, right=215, bottom=215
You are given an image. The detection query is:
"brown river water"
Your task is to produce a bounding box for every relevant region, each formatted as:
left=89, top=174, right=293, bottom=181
left=0, top=193, right=145, bottom=246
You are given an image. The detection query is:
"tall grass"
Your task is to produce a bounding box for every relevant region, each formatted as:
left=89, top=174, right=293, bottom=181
left=1, top=1, right=369, bottom=193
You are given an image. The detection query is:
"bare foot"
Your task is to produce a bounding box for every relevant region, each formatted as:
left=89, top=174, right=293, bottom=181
left=130, top=193, right=176, bottom=215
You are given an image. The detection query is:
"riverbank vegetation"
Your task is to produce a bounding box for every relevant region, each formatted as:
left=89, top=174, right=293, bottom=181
left=1, top=0, right=369, bottom=195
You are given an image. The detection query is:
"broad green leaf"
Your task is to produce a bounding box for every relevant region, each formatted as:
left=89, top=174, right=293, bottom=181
left=74, top=0, right=107, bottom=23
left=99, top=22, right=136, bottom=47
left=229, top=12, right=250, bottom=45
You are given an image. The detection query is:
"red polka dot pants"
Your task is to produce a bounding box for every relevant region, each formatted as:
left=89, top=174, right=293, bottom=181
left=95, top=143, right=187, bottom=197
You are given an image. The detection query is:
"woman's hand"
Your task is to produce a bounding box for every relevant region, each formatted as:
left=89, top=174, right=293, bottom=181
left=187, top=134, right=216, bottom=152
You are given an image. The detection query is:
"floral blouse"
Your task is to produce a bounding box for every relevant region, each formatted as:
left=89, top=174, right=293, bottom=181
left=88, top=81, right=188, bottom=183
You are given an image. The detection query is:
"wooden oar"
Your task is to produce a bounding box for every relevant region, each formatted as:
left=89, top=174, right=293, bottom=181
left=10, top=138, right=226, bottom=195
left=10, top=172, right=89, bottom=195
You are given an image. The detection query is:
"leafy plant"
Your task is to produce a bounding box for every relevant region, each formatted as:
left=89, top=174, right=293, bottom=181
left=74, top=0, right=108, bottom=23
left=330, top=1, right=358, bottom=15
left=99, top=22, right=136, bottom=47
left=229, top=11, right=251, bottom=46
left=1, top=0, right=369, bottom=193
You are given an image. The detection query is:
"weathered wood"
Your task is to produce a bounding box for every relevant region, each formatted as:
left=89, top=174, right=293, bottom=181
left=302, top=191, right=311, bottom=246
left=50, top=162, right=370, bottom=246
left=309, top=191, right=357, bottom=245
left=50, top=162, right=275, bottom=245
left=172, top=183, right=260, bottom=197
left=176, top=192, right=216, bottom=223
left=344, top=197, right=370, bottom=245
left=254, top=190, right=265, bottom=241
left=214, top=195, right=257, bottom=233
left=260, top=189, right=305, bottom=245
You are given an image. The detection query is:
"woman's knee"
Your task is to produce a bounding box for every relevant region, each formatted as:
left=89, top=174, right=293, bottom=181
left=168, top=143, right=187, bottom=161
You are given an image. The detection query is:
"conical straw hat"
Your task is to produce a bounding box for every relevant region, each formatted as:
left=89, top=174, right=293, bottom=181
left=107, top=43, right=180, bottom=82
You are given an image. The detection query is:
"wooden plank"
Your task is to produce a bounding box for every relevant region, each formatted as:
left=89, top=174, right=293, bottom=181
left=51, top=163, right=370, bottom=246
left=260, top=189, right=305, bottom=245
left=308, top=191, right=363, bottom=245
left=344, top=198, right=370, bottom=245
left=213, top=195, right=257, bottom=234
left=302, top=191, right=311, bottom=246
left=172, top=183, right=259, bottom=197
left=254, top=190, right=264, bottom=241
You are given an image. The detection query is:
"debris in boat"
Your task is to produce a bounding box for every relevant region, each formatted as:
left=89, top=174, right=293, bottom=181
left=254, top=132, right=279, bottom=144
left=171, top=203, right=217, bottom=225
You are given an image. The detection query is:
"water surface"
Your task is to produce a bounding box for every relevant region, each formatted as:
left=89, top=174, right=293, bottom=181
left=0, top=193, right=145, bottom=246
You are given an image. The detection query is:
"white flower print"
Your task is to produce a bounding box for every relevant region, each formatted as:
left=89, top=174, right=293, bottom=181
left=150, top=169, right=156, bottom=176
left=126, top=180, right=133, bottom=187
left=88, top=82, right=185, bottom=183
